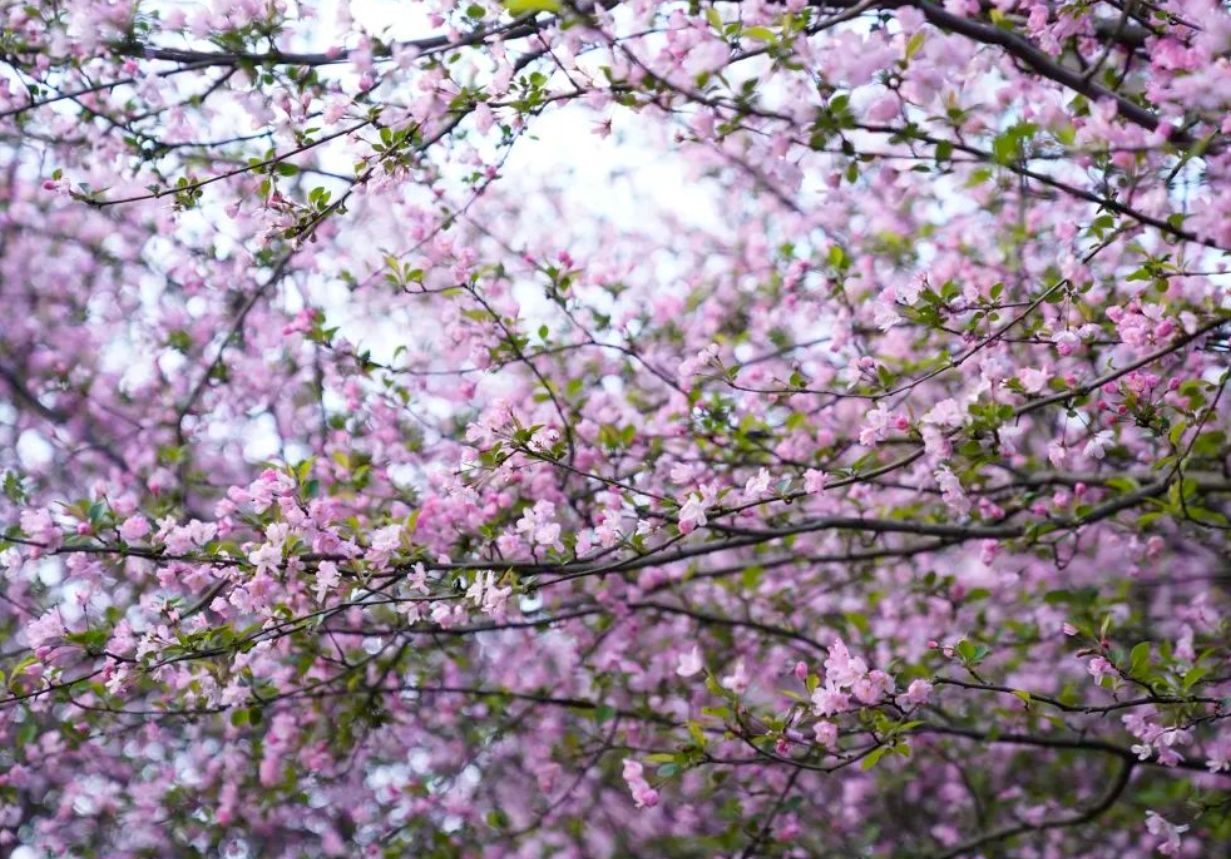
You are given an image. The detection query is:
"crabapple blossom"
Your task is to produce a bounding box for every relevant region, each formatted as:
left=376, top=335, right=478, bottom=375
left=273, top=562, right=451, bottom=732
left=0, top=0, right=1229, bottom=855
left=621, top=759, right=660, bottom=810
left=676, top=646, right=703, bottom=678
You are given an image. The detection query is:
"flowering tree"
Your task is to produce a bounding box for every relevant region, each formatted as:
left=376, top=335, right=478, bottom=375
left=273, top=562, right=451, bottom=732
left=2, top=0, right=1231, bottom=855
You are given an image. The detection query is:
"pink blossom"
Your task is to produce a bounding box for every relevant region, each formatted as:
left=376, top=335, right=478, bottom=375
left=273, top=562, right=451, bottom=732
left=898, top=679, right=933, bottom=708
left=935, top=467, right=971, bottom=517
left=803, top=468, right=827, bottom=493
left=621, top=759, right=660, bottom=809
left=678, top=492, right=712, bottom=534
left=1017, top=366, right=1049, bottom=394
left=1145, top=811, right=1188, bottom=856
left=314, top=561, right=341, bottom=603
left=811, top=684, right=851, bottom=717
left=676, top=646, right=703, bottom=678
left=118, top=515, right=150, bottom=543
left=743, top=468, right=771, bottom=498
left=813, top=720, right=838, bottom=748
left=25, top=610, right=65, bottom=649
left=19, top=508, right=60, bottom=548
left=1087, top=656, right=1115, bottom=684
left=1083, top=430, right=1115, bottom=461
left=721, top=659, right=750, bottom=695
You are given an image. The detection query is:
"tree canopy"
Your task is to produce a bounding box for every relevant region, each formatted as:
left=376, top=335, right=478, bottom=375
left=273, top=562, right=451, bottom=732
left=2, top=0, right=1231, bottom=855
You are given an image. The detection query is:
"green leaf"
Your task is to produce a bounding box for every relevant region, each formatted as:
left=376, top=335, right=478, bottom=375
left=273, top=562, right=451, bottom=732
left=1182, top=665, right=1211, bottom=691
left=956, top=639, right=977, bottom=663
left=1191, top=430, right=1226, bottom=458
left=2, top=470, right=24, bottom=503
left=687, top=720, right=708, bottom=750
left=966, top=167, right=993, bottom=187
left=861, top=746, right=890, bottom=770
left=827, top=244, right=848, bottom=271
left=1168, top=420, right=1187, bottom=446
left=1129, top=641, right=1150, bottom=675
left=505, top=0, right=560, bottom=13
left=905, top=31, right=925, bottom=59
left=844, top=611, right=870, bottom=636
